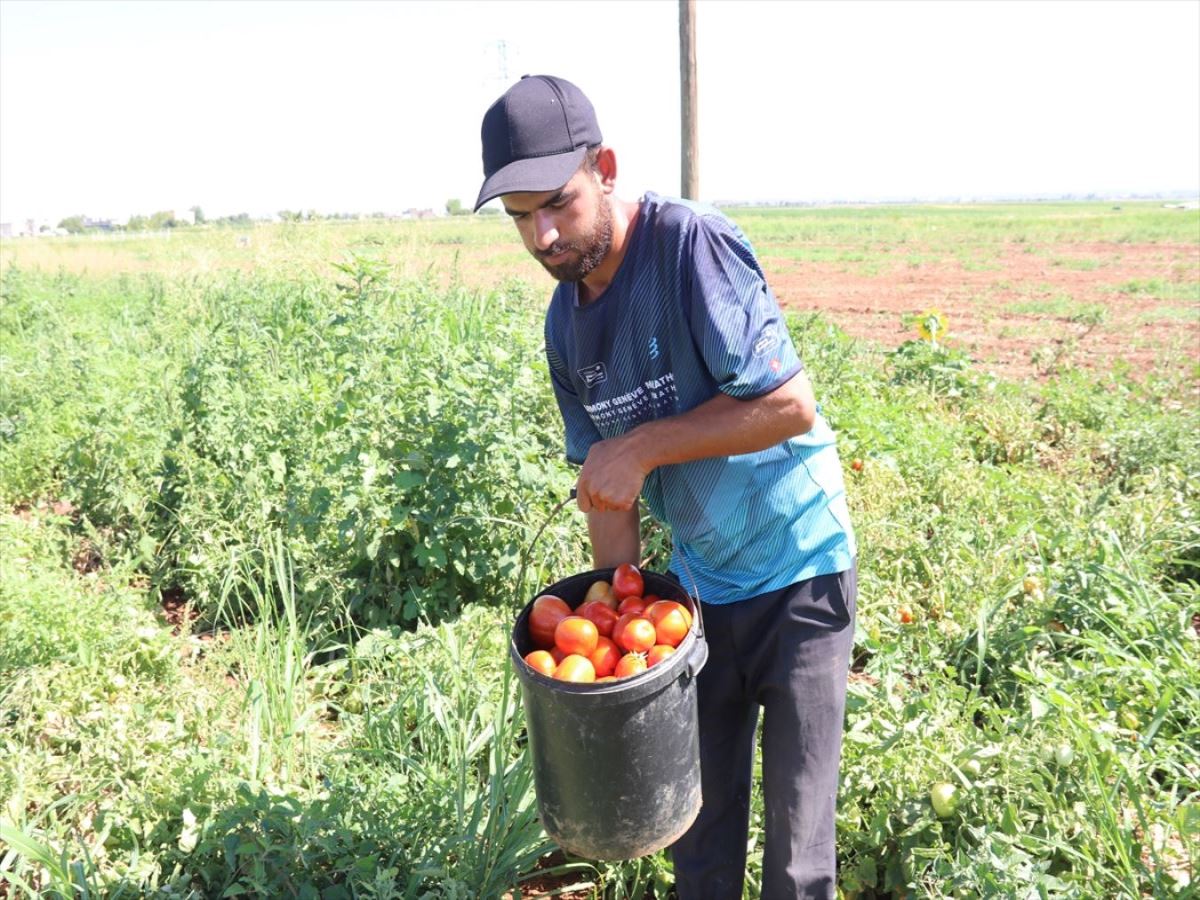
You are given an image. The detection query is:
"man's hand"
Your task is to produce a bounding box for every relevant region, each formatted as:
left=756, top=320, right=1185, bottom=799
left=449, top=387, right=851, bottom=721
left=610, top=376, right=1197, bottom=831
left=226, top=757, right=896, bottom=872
left=575, top=433, right=649, bottom=513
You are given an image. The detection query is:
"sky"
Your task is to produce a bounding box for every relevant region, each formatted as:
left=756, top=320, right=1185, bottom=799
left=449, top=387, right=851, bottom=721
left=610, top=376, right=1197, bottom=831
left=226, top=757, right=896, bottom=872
left=1, top=0, right=1198, bottom=225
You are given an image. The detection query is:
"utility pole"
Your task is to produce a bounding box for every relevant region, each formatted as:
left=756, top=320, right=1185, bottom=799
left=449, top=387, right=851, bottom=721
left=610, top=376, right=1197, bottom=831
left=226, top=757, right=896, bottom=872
left=679, top=0, right=699, bottom=200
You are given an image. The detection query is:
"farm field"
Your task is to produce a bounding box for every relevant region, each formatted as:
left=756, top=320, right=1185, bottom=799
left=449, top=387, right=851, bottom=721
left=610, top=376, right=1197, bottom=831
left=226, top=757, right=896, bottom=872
left=1, top=202, right=1198, bottom=898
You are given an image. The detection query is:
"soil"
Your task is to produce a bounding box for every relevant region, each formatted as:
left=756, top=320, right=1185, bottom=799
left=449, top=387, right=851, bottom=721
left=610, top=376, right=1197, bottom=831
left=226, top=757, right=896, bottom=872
left=502, top=850, right=602, bottom=899
left=759, top=240, right=1198, bottom=382
left=159, top=584, right=199, bottom=635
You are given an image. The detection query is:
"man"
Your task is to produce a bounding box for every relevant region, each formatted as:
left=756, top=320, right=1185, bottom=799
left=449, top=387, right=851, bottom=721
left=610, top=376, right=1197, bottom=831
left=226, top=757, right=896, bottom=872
left=475, top=74, right=857, bottom=900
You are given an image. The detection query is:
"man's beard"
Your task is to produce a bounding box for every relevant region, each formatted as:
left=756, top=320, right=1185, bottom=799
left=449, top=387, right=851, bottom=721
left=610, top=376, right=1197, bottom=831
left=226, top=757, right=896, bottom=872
left=537, top=199, right=614, bottom=283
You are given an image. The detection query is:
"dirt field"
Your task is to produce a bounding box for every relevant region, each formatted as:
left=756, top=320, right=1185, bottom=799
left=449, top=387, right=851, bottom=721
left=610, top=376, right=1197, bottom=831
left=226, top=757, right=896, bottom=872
left=759, top=240, right=1199, bottom=381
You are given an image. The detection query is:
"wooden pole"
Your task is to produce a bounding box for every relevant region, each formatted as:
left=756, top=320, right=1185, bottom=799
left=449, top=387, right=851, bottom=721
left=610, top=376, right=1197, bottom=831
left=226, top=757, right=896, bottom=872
left=679, top=0, right=699, bottom=200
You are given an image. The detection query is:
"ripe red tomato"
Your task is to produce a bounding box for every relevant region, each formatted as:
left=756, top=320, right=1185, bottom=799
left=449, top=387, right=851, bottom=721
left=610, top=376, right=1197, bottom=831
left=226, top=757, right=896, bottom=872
left=898, top=604, right=914, bottom=625
left=614, top=616, right=657, bottom=654
left=549, top=646, right=567, bottom=665
left=554, top=654, right=596, bottom=683
left=612, top=563, right=644, bottom=601
left=576, top=600, right=619, bottom=638
left=647, top=645, right=676, bottom=667
left=617, top=596, right=647, bottom=617
left=851, top=458, right=864, bottom=472
left=523, top=650, right=557, bottom=676
left=554, top=616, right=599, bottom=657
left=529, top=595, right=572, bottom=648
left=588, top=636, right=621, bottom=678
left=614, top=652, right=648, bottom=679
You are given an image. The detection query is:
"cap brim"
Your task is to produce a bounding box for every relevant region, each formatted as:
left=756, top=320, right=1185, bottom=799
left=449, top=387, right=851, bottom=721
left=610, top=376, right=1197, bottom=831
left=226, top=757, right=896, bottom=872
left=473, top=146, right=588, bottom=212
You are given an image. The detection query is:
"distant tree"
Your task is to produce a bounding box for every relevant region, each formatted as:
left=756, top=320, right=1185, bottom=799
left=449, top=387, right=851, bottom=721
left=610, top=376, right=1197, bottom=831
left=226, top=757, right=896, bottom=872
left=190, top=205, right=206, bottom=225
left=127, top=215, right=148, bottom=231
left=477, top=206, right=501, bottom=216
left=148, top=210, right=177, bottom=229
left=278, top=210, right=302, bottom=222
left=58, top=215, right=86, bottom=234
left=446, top=198, right=467, bottom=216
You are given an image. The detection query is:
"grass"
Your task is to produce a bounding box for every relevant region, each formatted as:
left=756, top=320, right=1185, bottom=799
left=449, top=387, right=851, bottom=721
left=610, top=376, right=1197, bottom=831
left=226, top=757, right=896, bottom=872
left=1007, top=295, right=1109, bottom=320
left=1105, top=278, right=1200, bottom=303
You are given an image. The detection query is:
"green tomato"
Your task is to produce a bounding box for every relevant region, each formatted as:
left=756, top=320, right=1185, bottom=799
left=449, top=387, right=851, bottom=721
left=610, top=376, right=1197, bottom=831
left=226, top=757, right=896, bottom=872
left=961, top=758, right=983, bottom=779
left=930, top=782, right=959, bottom=818
left=1054, top=742, right=1075, bottom=766
left=1119, top=709, right=1139, bottom=731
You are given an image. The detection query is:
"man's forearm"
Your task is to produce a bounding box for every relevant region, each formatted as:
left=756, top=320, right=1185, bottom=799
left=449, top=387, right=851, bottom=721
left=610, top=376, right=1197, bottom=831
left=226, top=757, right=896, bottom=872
left=574, top=371, right=817, bottom=514
left=627, top=370, right=816, bottom=472
left=588, top=505, right=641, bottom=568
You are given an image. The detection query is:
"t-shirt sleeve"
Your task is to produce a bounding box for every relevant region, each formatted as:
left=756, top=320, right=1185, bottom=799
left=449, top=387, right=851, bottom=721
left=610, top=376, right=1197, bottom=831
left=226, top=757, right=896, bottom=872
left=545, top=328, right=603, bottom=466
left=683, top=215, right=803, bottom=399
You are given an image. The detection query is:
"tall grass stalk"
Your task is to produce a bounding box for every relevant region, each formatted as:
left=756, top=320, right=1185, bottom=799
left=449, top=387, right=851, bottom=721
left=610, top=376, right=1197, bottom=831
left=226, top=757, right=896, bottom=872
left=216, top=530, right=323, bottom=786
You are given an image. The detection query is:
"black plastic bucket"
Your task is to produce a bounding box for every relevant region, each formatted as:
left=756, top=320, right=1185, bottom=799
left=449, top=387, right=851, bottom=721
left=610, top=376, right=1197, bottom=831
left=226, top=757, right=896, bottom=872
left=510, top=567, right=708, bottom=860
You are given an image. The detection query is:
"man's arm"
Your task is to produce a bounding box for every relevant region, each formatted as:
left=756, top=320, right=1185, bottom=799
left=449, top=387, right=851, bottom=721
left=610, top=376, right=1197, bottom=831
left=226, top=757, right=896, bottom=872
left=587, top=505, right=641, bottom=568
left=574, top=370, right=816, bottom=514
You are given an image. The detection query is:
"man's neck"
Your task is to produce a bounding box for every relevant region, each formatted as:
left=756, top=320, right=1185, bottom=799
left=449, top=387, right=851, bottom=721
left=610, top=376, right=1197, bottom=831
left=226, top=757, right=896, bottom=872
left=578, top=197, right=642, bottom=305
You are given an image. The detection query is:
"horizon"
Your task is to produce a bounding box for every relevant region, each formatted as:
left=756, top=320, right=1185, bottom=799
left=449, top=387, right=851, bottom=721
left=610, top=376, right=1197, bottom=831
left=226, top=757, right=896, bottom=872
left=2, top=0, right=1198, bottom=226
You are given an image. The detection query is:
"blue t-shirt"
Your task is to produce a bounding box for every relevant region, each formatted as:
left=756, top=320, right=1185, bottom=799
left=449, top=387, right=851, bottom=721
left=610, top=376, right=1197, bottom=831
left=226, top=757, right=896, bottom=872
left=544, top=192, right=856, bottom=604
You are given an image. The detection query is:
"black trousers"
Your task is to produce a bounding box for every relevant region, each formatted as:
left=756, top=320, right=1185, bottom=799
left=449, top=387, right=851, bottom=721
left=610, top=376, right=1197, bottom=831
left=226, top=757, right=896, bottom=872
left=671, top=565, right=857, bottom=900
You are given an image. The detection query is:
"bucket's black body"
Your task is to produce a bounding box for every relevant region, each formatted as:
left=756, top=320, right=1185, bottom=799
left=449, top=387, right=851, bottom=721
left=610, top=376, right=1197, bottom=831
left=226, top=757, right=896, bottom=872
left=510, top=567, right=708, bottom=860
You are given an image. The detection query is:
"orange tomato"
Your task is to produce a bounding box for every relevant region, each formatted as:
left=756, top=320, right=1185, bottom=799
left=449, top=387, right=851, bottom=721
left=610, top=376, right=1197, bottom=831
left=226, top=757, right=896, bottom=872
left=614, top=616, right=657, bottom=654
left=614, top=652, right=648, bottom=679
left=646, top=602, right=690, bottom=648
left=523, top=650, right=556, bottom=676
left=646, top=645, right=676, bottom=667
left=529, top=595, right=572, bottom=649
left=898, top=604, right=914, bottom=625
left=554, top=654, right=596, bottom=683
left=554, top=616, right=599, bottom=657
left=647, top=600, right=692, bottom=629
left=588, top=636, right=621, bottom=678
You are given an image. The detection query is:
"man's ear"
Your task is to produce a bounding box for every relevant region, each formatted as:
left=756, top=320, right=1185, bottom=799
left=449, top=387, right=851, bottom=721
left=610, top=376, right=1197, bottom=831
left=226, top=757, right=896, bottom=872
left=595, top=146, right=618, bottom=192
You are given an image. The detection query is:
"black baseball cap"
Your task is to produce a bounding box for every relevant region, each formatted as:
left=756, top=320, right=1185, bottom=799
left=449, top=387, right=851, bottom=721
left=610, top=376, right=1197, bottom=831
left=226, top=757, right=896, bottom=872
left=474, top=74, right=602, bottom=211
